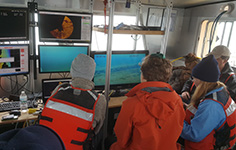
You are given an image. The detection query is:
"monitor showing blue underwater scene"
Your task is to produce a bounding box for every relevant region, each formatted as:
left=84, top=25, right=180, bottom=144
left=38, top=45, right=89, bottom=73
left=91, top=50, right=149, bottom=89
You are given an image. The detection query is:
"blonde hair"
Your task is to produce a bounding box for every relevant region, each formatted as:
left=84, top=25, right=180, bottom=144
left=190, top=81, right=226, bottom=106
left=141, top=55, right=172, bottom=82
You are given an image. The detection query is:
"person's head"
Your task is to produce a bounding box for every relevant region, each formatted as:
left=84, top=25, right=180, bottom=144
left=70, top=54, right=96, bottom=81
left=190, top=55, right=225, bottom=106
left=207, top=45, right=231, bottom=71
left=184, top=53, right=200, bottom=70
left=140, top=54, right=172, bottom=83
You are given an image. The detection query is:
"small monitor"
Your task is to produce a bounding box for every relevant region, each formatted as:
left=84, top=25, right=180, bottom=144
left=0, top=45, right=29, bottom=76
left=42, top=78, right=71, bottom=103
left=0, top=7, right=28, bottom=41
left=91, top=50, right=149, bottom=90
left=38, top=10, right=92, bottom=43
left=38, top=45, right=89, bottom=73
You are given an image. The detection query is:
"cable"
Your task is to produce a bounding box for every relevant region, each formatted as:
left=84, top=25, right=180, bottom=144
left=208, top=11, right=227, bottom=53
left=15, top=75, right=29, bottom=94
left=6, top=76, right=32, bottom=94
left=171, top=56, right=184, bottom=63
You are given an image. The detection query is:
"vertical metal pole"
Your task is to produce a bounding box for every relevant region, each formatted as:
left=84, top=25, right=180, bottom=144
left=105, top=0, right=114, bottom=101
left=133, top=1, right=141, bottom=50
left=138, top=2, right=148, bottom=50
left=89, top=0, right=94, bottom=13
left=28, top=2, right=38, bottom=94
left=160, top=0, right=173, bottom=55
left=103, top=1, right=115, bottom=150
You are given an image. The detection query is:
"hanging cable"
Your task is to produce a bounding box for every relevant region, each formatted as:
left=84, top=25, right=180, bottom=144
left=103, top=0, right=108, bottom=33
left=15, top=75, right=29, bottom=94
left=208, top=10, right=227, bottom=53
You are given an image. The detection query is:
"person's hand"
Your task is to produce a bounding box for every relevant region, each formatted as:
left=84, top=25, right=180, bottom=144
left=181, top=91, right=190, bottom=100
left=183, top=102, right=189, bottom=110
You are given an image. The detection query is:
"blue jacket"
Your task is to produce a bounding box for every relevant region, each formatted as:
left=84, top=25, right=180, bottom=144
left=181, top=87, right=226, bottom=142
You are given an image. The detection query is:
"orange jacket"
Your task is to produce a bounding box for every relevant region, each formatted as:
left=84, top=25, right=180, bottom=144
left=110, top=81, right=185, bottom=150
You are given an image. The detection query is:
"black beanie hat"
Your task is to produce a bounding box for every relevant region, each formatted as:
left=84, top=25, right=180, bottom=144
left=192, top=55, right=220, bottom=82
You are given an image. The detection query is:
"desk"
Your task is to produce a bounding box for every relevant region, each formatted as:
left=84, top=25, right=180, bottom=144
left=108, top=96, right=127, bottom=108
left=0, top=111, right=39, bottom=125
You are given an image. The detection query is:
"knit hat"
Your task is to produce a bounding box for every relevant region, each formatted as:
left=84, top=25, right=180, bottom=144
left=0, top=125, right=65, bottom=150
left=70, top=54, right=96, bottom=81
left=207, top=45, right=231, bottom=59
left=192, top=55, right=220, bottom=82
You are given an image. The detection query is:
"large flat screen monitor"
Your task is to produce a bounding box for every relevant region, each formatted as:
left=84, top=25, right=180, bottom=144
left=91, top=50, right=149, bottom=90
left=38, top=10, right=92, bottom=43
left=0, top=45, right=29, bottom=76
left=0, top=7, right=28, bottom=41
left=38, top=45, right=89, bottom=73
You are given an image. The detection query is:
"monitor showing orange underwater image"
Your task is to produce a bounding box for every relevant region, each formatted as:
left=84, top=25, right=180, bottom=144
left=38, top=10, right=92, bottom=43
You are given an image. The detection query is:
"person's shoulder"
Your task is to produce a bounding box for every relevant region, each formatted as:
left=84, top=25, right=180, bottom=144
left=122, top=96, right=140, bottom=108
left=96, top=94, right=107, bottom=104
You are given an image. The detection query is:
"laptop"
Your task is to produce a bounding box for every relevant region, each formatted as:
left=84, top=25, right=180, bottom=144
left=41, top=78, right=71, bottom=103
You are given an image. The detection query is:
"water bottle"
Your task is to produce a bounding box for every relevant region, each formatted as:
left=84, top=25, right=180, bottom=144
left=20, top=91, right=28, bottom=112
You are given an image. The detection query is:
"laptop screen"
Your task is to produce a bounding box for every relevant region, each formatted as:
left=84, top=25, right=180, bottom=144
left=41, top=78, right=71, bottom=103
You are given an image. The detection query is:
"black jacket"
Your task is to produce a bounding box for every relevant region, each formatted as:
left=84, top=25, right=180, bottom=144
left=181, top=62, right=236, bottom=100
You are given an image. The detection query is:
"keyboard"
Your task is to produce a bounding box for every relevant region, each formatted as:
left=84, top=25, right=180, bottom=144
left=0, top=101, right=37, bottom=112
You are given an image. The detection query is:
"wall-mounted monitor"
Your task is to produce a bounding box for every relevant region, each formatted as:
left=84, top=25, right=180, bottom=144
left=0, top=45, right=29, bottom=76
left=38, top=10, right=92, bottom=43
left=0, top=7, right=28, bottom=41
left=91, top=50, right=149, bottom=90
left=38, top=45, right=89, bottom=73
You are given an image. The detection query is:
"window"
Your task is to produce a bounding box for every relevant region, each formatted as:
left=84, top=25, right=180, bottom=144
left=197, top=20, right=236, bottom=67
left=92, top=15, right=145, bottom=51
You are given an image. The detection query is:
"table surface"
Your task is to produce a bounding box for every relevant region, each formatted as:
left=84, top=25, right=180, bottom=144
left=0, top=110, right=39, bottom=125
left=0, top=96, right=127, bottom=125
left=108, top=96, right=127, bottom=108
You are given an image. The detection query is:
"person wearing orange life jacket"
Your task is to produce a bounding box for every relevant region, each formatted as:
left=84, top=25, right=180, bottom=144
left=181, top=55, right=236, bottom=150
left=39, top=54, right=107, bottom=150
left=181, top=45, right=236, bottom=103
left=110, top=54, right=186, bottom=150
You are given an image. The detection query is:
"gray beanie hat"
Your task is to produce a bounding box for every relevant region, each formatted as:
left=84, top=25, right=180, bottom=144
left=70, top=54, right=96, bottom=81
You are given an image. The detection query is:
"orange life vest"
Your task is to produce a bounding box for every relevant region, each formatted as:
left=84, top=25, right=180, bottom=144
left=185, top=88, right=236, bottom=150
left=39, top=84, right=99, bottom=150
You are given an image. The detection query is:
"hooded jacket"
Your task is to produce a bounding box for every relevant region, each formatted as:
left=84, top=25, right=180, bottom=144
left=110, top=81, right=185, bottom=150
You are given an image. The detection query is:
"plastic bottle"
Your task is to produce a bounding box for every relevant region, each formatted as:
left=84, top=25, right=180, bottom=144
left=20, top=91, right=28, bottom=112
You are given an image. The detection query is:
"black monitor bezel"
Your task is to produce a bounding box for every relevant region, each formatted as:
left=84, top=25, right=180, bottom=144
left=38, top=44, right=89, bottom=74
left=0, top=44, right=30, bottom=77
left=38, top=10, right=93, bottom=43
left=90, top=50, right=149, bottom=90
left=0, top=6, right=29, bottom=41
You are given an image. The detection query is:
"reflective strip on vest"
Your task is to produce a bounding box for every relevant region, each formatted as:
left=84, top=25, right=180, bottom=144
left=87, top=90, right=98, bottom=101
left=46, top=100, right=93, bottom=121
left=188, top=105, right=197, bottom=115
left=58, top=86, right=72, bottom=91
left=213, top=92, right=217, bottom=100
left=226, top=100, right=236, bottom=117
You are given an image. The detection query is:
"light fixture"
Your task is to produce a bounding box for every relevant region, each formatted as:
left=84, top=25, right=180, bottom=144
left=220, top=3, right=234, bottom=14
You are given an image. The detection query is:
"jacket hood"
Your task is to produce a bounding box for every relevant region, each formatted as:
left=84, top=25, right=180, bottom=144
left=126, top=81, right=181, bottom=127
